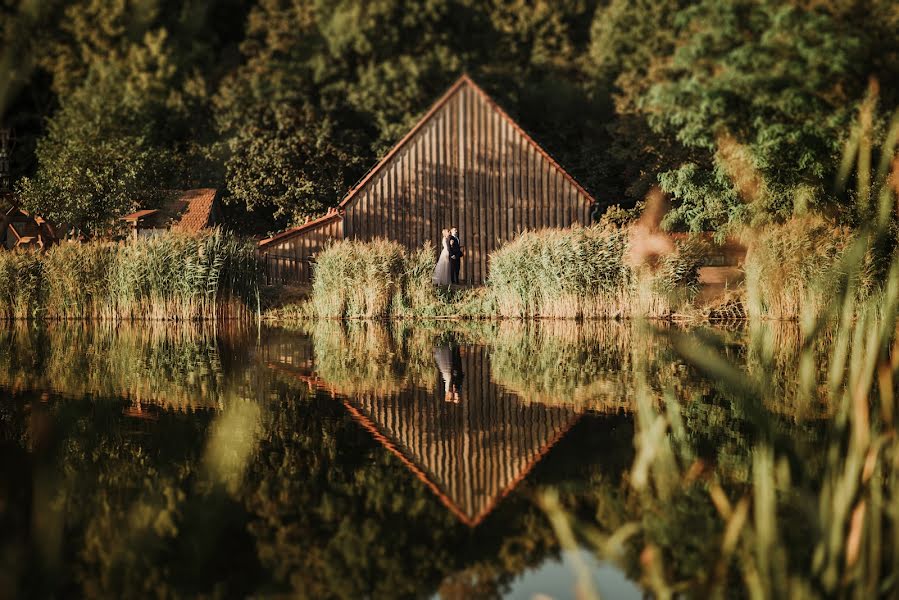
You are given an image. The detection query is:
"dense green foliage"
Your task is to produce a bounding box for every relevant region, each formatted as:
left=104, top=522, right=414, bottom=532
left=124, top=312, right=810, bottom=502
left=590, top=156, right=899, bottom=600
left=0, top=229, right=260, bottom=320
left=5, top=0, right=897, bottom=234
left=18, top=34, right=184, bottom=234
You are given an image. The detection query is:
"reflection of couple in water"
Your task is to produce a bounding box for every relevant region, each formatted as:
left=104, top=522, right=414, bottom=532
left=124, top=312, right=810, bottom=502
left=433, top=342, right=464, bottom=404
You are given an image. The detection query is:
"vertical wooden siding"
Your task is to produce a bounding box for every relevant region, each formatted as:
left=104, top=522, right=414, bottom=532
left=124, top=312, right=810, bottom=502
left=259, top=78, right=595, bottom=285
left=345, top=346, right=582, bottom=524
left=260, top=217, right=343, bottom=285
left=343, top=82, right=594, bottom=284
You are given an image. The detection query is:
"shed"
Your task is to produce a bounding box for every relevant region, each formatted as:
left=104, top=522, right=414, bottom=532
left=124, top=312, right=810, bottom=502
left=122, top=188, right=222, bottom=239
left=259, top=75, right=596, bottom=285
left=2, top=207, right=64, bottom=249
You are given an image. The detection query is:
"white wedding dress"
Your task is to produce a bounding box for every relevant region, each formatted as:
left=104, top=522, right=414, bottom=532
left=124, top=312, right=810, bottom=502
left=432, top=237, right=452, bottom=285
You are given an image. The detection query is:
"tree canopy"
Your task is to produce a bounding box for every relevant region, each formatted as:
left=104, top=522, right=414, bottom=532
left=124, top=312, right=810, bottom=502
left=2, top=0, right=898, bottom=234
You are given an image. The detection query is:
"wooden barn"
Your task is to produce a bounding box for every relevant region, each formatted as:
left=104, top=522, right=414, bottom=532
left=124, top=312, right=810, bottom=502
left=259, top=75, right=597, bottom=285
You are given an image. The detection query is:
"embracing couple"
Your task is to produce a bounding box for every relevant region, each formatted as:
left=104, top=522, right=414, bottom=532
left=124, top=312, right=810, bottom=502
left=432, top=226, right=463, bottom=286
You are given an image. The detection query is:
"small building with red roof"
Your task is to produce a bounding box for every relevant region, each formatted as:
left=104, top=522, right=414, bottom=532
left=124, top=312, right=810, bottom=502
left=121, top=188, right=222, bottom=239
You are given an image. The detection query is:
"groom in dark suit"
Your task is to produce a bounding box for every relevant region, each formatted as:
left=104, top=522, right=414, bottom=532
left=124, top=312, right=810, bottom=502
left=448, top=226, right=463, bottom=284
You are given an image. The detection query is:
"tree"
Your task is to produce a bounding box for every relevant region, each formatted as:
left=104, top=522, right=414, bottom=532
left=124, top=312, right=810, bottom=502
left=16, top=30, right=222, bottom=235
left=214, top=0, right=605, bottom=229
left=586, top=0, right=694, bottom=206
left=17, top=34, right=170, bottom=233
left=639, top=0, right=899, bottom=231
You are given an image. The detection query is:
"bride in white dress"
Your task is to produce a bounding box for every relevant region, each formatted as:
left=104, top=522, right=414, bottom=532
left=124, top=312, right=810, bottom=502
left=432, top=228, right=452, bottom=286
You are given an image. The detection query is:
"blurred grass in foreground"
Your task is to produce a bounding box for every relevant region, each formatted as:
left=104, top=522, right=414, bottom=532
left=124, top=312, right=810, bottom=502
left=542, top=95, right=899, bottom=598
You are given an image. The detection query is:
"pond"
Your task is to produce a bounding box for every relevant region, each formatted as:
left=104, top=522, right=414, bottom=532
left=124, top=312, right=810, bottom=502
left=0, top=321, right=828, bottom=598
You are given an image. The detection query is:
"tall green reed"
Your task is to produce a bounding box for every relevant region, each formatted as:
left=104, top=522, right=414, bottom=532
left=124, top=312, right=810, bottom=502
left=310, top=238, right=407, bottom=318
left=304, top=227, right=706, bottom=320
left=309, top=238, right=478, bottom=319
left=742, top=217, right=869, bottom=320
left=0, top=229, right=260, bottom=320
left=0, top=249, right=43, bottom=319
left=487, top=224, right=706, bottom=319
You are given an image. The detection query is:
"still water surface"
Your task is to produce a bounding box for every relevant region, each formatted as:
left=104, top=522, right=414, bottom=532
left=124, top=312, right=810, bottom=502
left=0, top=321, right=824, bottom=598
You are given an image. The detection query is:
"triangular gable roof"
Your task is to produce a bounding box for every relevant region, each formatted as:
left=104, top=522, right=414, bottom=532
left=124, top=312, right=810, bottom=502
left=265, top=348, right=584, bottom=528
left=337, top=74, right=596, bottom=211
left=258, top=75, right=595, bottom=249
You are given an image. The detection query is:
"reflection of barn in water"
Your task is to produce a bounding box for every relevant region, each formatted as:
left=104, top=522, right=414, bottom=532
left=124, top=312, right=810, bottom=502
left=265, top=334, right=583, bottom=527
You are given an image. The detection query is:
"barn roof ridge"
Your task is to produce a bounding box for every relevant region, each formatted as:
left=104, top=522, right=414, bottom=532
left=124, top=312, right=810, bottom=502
left=257, top=74, right=596, bottom=249
left=337, top=73, right=596, bottom=210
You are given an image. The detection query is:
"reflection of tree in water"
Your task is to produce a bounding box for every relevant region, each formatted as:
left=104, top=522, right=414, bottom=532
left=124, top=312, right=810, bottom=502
left=0, top=321, right=835, bottom=598
left=0, top=390, right=260, bottom=599
left=0, top=382, right=645, bottom=599
left=242, top=394, right=637, bottom=599
left=270, top=324, right=594, bottom=528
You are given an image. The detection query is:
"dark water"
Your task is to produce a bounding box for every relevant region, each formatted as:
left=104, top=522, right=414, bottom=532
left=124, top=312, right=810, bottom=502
left=0, top=321, right=824, bottom=599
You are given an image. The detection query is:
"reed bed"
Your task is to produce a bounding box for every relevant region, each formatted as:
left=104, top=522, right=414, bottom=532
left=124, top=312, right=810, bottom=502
left=310, top=238, right=407, bottom=319
left=308, top=238, right=489, bottom=319
left=742, top=216, right=864, bottom=320
left=303, top=227, right=705, bottom=320
left=0, top=229, right=260, bottom=320
left=0, top=250, right=43, bottom=319
left=487, top=224, right=706, bottom=319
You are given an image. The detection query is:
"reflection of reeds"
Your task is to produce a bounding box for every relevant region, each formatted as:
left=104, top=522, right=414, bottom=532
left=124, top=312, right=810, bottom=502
left=486, top=320, right=639, bottom=412
left=295, top=317, right=837, bottom=420
left=308, top=321, right=438, bottom=395
left=0, top=321, right=255, bottom=410
left=0, top=230, right=260, bottom=321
